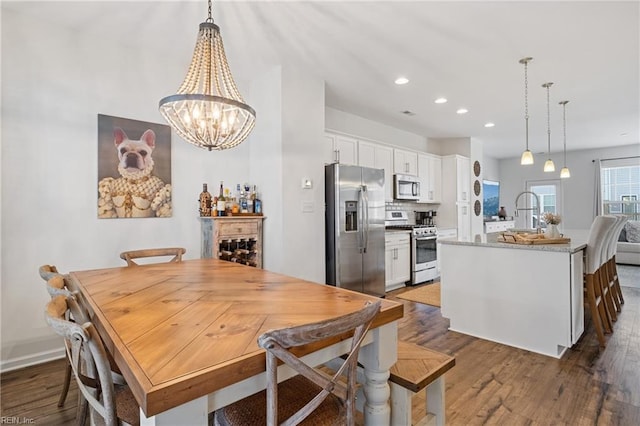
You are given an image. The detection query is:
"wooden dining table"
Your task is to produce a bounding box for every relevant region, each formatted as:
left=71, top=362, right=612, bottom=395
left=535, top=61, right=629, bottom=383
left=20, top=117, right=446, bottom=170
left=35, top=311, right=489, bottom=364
left=68, top=258, right=404, bottom=425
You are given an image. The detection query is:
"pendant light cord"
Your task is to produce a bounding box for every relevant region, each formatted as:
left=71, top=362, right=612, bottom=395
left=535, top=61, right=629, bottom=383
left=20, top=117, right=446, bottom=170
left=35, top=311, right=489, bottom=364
left=524, top=60, right=530, bottom=151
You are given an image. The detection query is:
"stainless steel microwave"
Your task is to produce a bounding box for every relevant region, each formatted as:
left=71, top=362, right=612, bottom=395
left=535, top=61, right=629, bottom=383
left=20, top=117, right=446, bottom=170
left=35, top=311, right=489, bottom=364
left=394, top=174, right=420, bottom=201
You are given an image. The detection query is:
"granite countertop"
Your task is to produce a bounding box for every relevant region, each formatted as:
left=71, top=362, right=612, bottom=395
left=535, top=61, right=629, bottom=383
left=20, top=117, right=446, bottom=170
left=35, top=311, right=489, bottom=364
left=439, top=229, right=589, bottom=253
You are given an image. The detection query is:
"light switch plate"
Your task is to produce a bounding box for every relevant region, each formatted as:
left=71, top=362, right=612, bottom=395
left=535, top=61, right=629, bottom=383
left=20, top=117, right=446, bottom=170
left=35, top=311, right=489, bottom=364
left=302, top=201, right=314, bottom=213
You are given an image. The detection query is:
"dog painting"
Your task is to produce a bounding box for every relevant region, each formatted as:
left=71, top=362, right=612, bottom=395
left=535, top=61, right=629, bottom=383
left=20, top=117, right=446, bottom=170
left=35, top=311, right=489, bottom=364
left=97, top=114, right=172, bottom=218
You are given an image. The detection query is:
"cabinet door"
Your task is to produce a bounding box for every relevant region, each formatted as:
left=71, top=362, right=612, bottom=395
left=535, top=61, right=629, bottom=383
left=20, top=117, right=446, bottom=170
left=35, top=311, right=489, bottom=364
left=456, top=156, right=470, bottom=202
left=335, top=135, right=358, bottom=165
left=429, top=155, right=442, bottom=202
left=323, top=133, right=337, bottom=164
left=417, top=154, right=429, bottom=203
left=394, top=149, right=418, bottom=175
left=418, top=153, right=442, bottom=203
left=385, top=244, right=395, bottom=289
left=457, top=203, right=471, bottom=241
left=360, top=141, right=393, bottom=201
left=395, top=242, right=411, bottom=283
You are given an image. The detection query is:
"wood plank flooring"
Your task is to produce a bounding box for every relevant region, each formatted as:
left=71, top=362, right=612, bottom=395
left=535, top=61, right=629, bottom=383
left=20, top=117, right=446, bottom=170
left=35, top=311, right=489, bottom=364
left=2, top=285, right=639, bottom=425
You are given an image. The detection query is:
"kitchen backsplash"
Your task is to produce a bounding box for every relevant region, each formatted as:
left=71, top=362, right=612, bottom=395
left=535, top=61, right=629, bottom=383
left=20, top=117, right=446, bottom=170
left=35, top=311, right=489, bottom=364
left=385, top=201, right=439, bottom=224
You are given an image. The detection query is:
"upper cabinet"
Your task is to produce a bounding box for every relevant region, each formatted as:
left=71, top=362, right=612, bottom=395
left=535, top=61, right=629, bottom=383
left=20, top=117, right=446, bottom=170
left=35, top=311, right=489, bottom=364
left=324, top=132, right=358, bottom=165
left=442, top=155, right=471, bottom=203
left=418, top=153, right=442, bottom=203
left=359, top=141, right=394, bottom=201
left=393, top=149, right=418, bottom=175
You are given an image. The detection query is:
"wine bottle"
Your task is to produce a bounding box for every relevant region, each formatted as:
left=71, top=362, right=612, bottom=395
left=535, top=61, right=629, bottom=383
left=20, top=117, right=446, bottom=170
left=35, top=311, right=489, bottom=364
left=217, top=181, right=226, bottom=216
left=199, top=183, right=212, bottom=217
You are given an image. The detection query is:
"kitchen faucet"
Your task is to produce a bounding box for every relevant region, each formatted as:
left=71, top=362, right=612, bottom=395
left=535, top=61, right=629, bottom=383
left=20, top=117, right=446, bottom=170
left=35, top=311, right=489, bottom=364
left=514, top=191, right=542, bottom=233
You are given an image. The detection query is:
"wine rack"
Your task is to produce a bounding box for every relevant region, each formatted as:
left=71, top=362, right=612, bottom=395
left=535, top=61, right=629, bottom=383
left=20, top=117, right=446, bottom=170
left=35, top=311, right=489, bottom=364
left=200, top=217, right=264, bottom=268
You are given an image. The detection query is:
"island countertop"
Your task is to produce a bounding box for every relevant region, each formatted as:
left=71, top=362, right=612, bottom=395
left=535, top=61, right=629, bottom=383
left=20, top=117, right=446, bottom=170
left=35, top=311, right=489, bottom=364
left=438, top=228, right=588, bottom=253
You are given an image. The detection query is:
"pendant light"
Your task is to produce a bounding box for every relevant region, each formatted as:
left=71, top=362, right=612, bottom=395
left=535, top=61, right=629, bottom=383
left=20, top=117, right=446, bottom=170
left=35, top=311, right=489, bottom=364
left=559, top=100, right=571, bottom=178
left=519, top=57, right=534, bottom=165
left=542, top=82, right=555, bottom=172
left=159, top=0, right=256, bottom=151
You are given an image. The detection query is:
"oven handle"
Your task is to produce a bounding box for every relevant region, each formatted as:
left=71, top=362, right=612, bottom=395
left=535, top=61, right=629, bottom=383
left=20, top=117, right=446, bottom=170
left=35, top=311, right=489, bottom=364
left=414, top=235, right=438, bottom=241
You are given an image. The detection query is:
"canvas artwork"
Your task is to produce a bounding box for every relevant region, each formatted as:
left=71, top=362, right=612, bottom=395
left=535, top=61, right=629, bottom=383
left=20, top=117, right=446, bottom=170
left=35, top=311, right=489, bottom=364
left=97, top=114, right=172, bottom=218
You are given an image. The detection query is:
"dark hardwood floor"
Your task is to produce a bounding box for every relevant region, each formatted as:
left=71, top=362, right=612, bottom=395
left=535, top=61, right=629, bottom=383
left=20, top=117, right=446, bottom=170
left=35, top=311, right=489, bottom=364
left=2, top=285, right=639, bottom=425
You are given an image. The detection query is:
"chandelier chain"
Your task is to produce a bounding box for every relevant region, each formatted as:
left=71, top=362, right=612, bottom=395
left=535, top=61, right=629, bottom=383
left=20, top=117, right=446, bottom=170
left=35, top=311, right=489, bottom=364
left=207, top=0, right=213, bottom=23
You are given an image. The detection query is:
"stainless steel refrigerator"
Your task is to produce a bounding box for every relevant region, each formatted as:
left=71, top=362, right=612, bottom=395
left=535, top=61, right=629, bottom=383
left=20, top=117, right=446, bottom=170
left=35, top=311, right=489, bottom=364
left=325, top=163, right=385, bottom=297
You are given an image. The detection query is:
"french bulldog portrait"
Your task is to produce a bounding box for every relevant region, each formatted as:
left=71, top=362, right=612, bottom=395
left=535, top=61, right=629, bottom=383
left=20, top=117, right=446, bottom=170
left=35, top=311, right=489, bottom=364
left=98, top=127, right=172, bottom=218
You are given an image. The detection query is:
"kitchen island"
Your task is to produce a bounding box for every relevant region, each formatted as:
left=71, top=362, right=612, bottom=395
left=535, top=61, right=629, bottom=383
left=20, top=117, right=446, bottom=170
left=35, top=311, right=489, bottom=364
left=439, top=231, right=587, bottom=358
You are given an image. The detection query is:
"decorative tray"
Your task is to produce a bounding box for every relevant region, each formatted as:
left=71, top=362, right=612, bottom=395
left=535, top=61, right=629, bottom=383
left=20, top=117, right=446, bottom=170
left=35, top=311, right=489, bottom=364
left=498, top=232, right=571, bottom=245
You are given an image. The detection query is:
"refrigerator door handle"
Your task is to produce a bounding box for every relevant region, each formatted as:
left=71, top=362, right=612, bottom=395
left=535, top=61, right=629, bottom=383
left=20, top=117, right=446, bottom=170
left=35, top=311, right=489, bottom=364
left=362, top=185, right=369, bottom=253
left=357, top=186, right=365, bottom=253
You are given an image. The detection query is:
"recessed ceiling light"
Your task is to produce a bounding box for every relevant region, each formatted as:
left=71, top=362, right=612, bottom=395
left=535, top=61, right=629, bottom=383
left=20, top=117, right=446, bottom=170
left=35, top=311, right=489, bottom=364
left=484, top=122, right=495, bottom=128
left=395, top=77, right=409, bottom=85
left=456, top=108, right=468, bottom=114
left=620, top=132, right=628, bottom=136
left=434, top=98, right=448, bottom=104
left=401, top=110, right=416, bottom=116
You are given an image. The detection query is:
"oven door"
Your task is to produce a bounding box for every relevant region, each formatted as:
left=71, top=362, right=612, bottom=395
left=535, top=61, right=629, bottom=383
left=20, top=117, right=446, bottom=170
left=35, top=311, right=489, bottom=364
left=412, top=235, right=437, bottom=271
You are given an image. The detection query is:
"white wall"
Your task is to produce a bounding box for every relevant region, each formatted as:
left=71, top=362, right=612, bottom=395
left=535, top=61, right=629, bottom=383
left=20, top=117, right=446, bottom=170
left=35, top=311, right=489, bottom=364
left=0, top=5, right=280, bottom=369
left=326, top=107, right=428, bottom=152
left=499, top=144, right=640, bottom=230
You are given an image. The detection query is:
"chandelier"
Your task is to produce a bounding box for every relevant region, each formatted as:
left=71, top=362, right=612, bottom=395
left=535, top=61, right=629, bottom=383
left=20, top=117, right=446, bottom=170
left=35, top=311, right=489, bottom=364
left=159, top=0, right=256, bottom=151
left=519, top=57, right=534, bottom=165
left=559, top=100, right=571, bottom=178
left=542, top=82, right=555, bottom=172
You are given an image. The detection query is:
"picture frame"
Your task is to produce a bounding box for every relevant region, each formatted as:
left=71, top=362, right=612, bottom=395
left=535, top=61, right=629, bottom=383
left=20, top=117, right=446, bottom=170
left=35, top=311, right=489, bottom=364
left=97, top=114, right=172, bottom=218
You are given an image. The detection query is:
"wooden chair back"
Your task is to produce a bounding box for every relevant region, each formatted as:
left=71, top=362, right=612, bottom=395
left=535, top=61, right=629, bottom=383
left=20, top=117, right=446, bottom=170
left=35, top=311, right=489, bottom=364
left=39, top=264, right=60, bottom=282
left=119, top=247, right=186, bottom=266
left=44, top=296, right=137, bottom=426
left=258, top=300, right=381, bottom=426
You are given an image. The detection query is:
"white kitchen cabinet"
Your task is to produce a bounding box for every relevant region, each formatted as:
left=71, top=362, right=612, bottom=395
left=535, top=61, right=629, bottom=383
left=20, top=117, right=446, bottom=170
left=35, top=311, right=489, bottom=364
left=385, top=231, right=410, bottom=291
left=439, top=155, right=472, bottom=241
left=393, top=148, right=418, bottom=175
left=324, top=132, right=358, bottom=165
left=455, top=156, right=470, bottom=202
left=418, top=153, right=442, bottom=203
left=484, top=220, right=515, bottom=233
left=359, top=141, right=394, bottom=201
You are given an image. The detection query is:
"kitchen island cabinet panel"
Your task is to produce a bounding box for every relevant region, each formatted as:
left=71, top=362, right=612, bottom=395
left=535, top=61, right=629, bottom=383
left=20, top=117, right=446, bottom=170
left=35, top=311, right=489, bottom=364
left=439, top=234, right=586, bottom=358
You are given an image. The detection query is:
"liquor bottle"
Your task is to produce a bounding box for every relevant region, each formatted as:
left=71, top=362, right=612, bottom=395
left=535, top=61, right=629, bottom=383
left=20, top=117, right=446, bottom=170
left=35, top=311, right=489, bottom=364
left=217, top=181, right=226, bottom=216
left=253, top=186, right=262, bottom=214
left=198, top=183, right=212, bottom=217
left=212, top=195, right=218, bottom=216
left=224, top=188, right=232, bottom=215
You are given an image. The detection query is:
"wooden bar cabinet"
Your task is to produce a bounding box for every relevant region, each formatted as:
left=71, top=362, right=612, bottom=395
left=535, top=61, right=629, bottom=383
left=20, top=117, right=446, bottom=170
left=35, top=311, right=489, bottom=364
left=200, top=216, right=265, bottom=268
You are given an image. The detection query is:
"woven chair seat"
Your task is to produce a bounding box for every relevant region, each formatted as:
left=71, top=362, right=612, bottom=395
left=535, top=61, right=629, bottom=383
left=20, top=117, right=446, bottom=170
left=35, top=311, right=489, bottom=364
left=215, top=375, right=345, bottom=426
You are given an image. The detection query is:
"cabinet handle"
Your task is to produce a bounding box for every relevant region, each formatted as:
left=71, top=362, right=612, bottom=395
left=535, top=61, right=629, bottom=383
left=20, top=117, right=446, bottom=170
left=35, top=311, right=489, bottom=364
left=429, top=190, right=433, bottom=199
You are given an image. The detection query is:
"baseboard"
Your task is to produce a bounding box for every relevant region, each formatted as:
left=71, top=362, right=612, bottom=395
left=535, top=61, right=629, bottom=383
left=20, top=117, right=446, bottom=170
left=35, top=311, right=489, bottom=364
left=0, top=347, right=65, bottom=373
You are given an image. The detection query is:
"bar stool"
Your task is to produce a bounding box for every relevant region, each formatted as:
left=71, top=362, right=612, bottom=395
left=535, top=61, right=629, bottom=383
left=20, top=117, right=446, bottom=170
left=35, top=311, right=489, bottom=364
left=605, top=215, right=628, bottom=311
left=584, top=215, right=617, bottom=347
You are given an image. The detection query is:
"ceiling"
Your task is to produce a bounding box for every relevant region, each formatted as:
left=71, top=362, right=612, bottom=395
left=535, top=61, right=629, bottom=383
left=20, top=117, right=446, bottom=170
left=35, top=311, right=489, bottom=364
left=5, top=1, right=639, bottom=159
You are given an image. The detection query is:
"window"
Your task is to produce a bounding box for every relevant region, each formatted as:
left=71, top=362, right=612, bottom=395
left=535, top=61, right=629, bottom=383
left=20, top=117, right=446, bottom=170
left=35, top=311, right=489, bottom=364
left=525, top=181, right=562, bottom=229
left=600, top=158, right=640, bottom=220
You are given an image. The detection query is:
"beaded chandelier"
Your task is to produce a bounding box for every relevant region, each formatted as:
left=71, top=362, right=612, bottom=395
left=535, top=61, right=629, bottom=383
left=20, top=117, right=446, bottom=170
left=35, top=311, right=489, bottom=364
left=159, top=0, right=256, bottom=151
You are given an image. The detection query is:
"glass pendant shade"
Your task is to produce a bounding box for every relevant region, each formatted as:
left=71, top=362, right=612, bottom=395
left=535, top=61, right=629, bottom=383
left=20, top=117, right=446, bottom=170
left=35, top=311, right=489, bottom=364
left=559, top=100, right=571, bottom=179
left=520, top=150, right=534, bottom=165
left=159, top=7, right=256, bottom=151
left=544, top=159, right=556, bottom=172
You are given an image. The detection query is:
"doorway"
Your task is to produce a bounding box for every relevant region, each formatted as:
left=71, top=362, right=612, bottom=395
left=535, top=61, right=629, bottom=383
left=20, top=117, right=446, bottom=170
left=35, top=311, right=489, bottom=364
left=525, top=180, right=563, bottom=229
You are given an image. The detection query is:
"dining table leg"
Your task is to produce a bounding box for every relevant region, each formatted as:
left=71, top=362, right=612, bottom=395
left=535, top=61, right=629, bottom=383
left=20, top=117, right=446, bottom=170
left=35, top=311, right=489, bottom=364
left=140, top=395, right=208, bottom=425
left=359, top=321, right=398, bottom=425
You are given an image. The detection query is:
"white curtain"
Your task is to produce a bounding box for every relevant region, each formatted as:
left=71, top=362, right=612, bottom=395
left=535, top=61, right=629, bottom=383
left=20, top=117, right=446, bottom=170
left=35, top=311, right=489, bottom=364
left=594, top=159, right=602, bottom=218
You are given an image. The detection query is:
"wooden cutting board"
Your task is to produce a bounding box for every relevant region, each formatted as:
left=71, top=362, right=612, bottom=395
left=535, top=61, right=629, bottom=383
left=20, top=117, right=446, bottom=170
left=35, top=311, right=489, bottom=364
left=498, top=234, right=571, bottom=245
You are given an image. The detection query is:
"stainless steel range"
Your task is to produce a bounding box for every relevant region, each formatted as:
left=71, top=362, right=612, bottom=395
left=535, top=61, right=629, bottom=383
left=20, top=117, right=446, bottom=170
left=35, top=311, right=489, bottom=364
left=385, top=211, right=438, bottom=285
